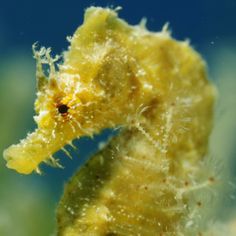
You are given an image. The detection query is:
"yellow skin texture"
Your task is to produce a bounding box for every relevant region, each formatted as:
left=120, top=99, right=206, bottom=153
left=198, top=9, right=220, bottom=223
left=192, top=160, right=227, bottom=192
left=4, top=7, right=216, bottom=235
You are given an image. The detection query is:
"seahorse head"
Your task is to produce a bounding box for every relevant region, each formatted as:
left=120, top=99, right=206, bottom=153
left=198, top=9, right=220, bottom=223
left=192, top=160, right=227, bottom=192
left=2, top=45, right=88, bottom=174
left=3, top=7, right=151, bottom=174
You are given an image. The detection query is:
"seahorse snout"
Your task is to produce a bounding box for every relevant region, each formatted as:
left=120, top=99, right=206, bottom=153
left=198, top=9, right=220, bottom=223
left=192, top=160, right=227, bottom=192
left=3, top=128, right=72, bottom=174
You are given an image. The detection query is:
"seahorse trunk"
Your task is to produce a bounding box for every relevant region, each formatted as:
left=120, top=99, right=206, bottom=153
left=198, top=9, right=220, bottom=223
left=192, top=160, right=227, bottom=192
left=57, top=96, right=216, bottom=236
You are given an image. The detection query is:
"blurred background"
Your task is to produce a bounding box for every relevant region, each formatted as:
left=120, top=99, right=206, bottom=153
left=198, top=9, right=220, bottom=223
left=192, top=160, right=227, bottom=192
left=0, top=0, right=236, bottom=235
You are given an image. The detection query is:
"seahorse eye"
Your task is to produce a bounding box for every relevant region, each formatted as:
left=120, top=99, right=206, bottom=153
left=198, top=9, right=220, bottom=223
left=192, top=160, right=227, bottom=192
left=58, top=104, right=69, bottom=114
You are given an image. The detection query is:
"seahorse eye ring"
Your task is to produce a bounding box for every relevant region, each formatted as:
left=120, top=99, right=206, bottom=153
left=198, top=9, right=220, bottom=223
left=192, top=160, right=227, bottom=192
left=57, top=104, right=69, bottom=114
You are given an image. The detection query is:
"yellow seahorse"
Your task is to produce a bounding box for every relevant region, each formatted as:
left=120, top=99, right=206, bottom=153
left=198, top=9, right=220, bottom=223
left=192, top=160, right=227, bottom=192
left=3, top=7, right=217, bottom=235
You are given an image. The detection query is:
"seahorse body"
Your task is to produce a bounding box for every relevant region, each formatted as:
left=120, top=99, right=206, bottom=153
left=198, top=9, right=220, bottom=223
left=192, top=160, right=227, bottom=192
left=4, top=7, right=216, bottom=235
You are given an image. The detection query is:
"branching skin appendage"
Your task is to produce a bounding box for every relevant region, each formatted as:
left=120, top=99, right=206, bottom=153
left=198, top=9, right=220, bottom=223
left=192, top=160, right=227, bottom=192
left=3, top=7, right=217, bottom=235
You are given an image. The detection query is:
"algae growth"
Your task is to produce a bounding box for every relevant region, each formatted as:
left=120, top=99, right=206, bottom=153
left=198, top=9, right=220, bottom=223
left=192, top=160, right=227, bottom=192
left=3, top=6, right=217, bottom=235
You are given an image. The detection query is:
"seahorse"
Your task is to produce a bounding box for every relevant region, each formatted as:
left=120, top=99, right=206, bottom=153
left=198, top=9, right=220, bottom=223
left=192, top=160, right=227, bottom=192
left=3, top=7, right=217, bottom=235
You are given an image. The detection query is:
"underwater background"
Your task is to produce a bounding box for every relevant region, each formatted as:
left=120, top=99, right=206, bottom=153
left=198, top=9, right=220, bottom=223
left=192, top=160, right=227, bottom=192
left=0, top=0, right=236, bottom=235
